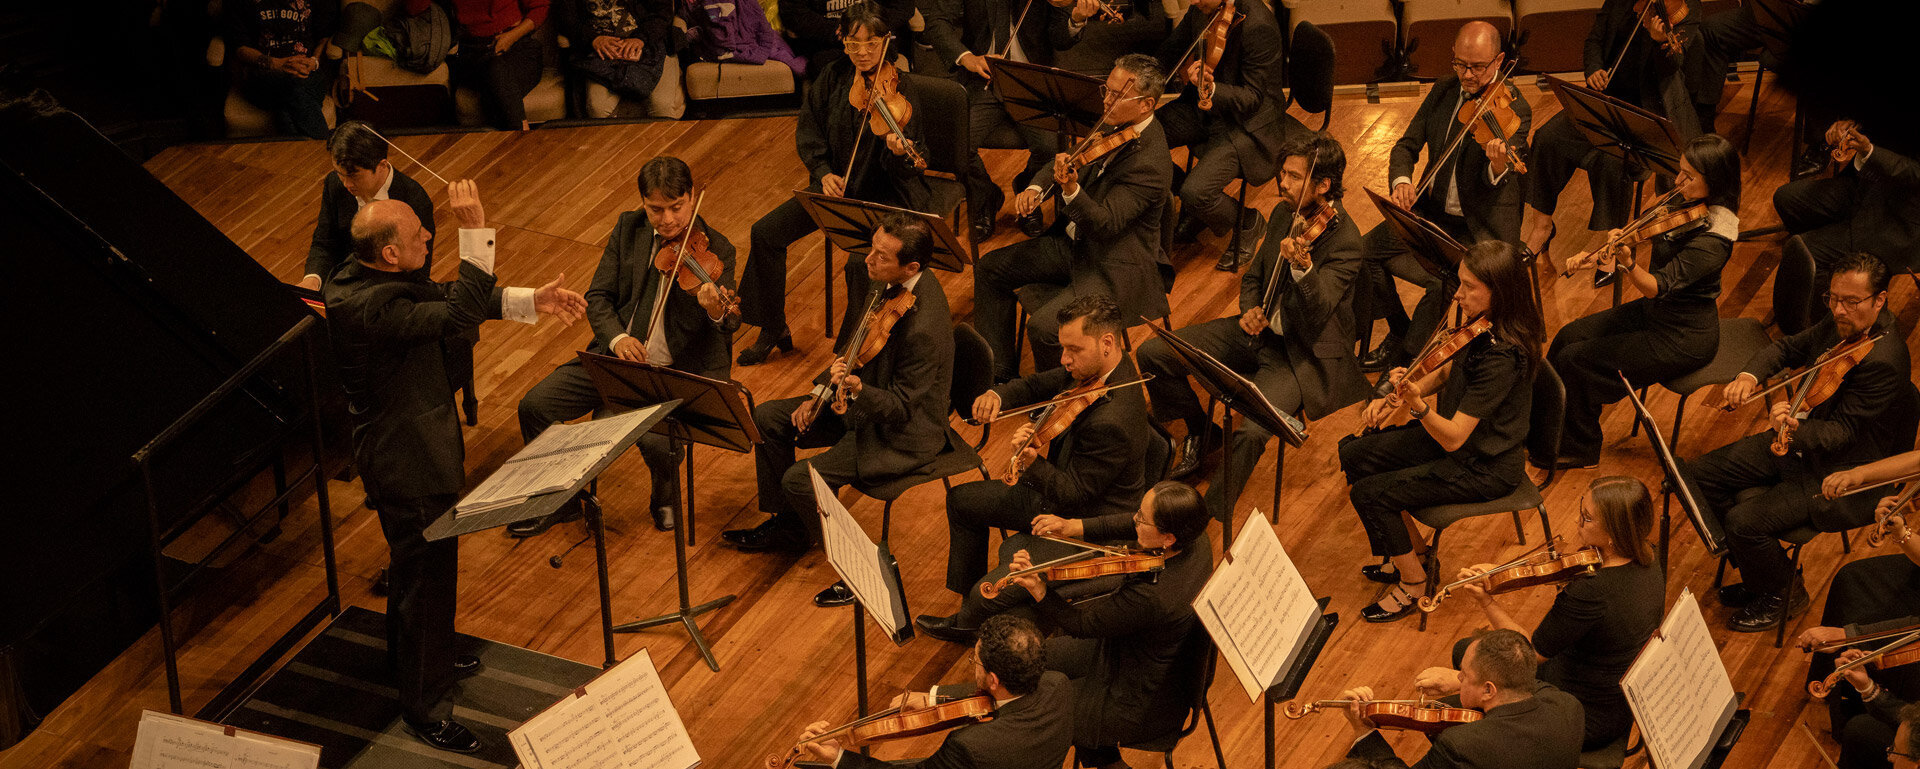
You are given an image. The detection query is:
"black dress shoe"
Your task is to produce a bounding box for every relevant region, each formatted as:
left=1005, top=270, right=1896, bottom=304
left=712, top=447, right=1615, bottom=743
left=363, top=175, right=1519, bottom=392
left=1017, top=208, right=1047, bottom=238
left=372, top=567, right=390, bottom=597
left=1717, top=582, right=1756, bottom=608
left=1360, top=562, right=1401, bottom=584
left=737, top=331, right=795, bottom=366
left=814, top=581, right=856, bottom=607
left=972, top=212, right=998, bottom=244
left=1216, top=210, right=1264, bottom=272
left=1172, top=211, right=1205, bottom=244
left=403, top=718, right=482, bottom=754
left=507, top=501, right=584, bottom=538
left=651, top=505, right=677, bottom=532
left=1727, top=586, right=1811, bottom=633
left=915, top=613, right=979, bottom=644
left=1170, top=434, right=1206, bottom=479
left=453, top=654, right=482, bottom=676
left=722, top=521, right=808, bottom=552
left=1359, top=335, right=1405, bottom=374
left=1361, top=583, right=1422, bottom=623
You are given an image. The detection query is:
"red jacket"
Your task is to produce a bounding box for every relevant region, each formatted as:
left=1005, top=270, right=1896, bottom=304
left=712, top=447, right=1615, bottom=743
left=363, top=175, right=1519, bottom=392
left=409, top=0, right=549, bottom=39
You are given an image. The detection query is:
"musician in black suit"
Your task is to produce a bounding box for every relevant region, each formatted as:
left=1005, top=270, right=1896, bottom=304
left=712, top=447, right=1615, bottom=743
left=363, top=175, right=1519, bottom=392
left=724, top=213, right=954, bottom=564
left=325, top=182, right=585, bottom=752
left=920, top=0, right=1095, bottom=242
left=510, top=156, right=738, bottom=537
left=1692, top=254, right=1916, bottom=633
left=303, top=122, right=438, bottom=290
left=974, top=53, right=1173, bottom=381
left=1772, top=122, right=1920, bottom=334
left=797, top=615, right=1075, bottom=769
left=1341, top=629, right=1584, bottom=768
left=1157, top=0, right=1298, bottom=270
left=1519, top=0, right=1702, bottom=261
left=922, top=294, right=1149, bottom=625
left=1137, top=131, right=1368, bottom=514
left=1359, top=21, right=1529, bottom=373
left=735, top=1, right=933, bottom=366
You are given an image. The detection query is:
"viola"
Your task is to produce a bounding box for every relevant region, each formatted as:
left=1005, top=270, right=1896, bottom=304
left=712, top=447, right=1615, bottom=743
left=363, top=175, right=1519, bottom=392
left=1560, top=188, right=1707, bottom=279
left=1282, top=698, right=1483, bottom=734
left=1358, top=312, right=1492, bottom=435
left=1275, top=202, right=1337, bottom=272
left=800, top=285, right=916, bottom=432
left=1007, top=375, right=1109, bottom=484
left=848, top=55, right=926, bottom=171
left=1035, top=76, right=1142, bottom=201
left=1717, top=333, right=1884, bottom=412
left=767, top=694, right=996, bottom=769
left=978, top=540, right=1170, bottom=598
left=1456, top=75, right=1528, bottom=175
left=1419, top=538, right=1601, bottom=613
left=1807, top=628, right=1920, bottom=698
left=650, top=190, right=738, bottom=317
left=1772, top=333, right=1876, bottom=457
left=1601, top=0, right=1689, bottom=83
left=1047, top=0, right=1124, bottom=23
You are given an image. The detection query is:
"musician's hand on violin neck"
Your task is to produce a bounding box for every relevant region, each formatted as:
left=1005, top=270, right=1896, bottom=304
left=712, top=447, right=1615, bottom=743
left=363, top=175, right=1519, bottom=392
left=1879, top=495, right=1907, bottom=521
left=838, top=374, right=864, bottom=403
left=822, top=173, right=847, bottom=198
left=1796, top=625, right=1846, bottom=652
left=796, top=721, right=843, bottom=764
left=1769, top=401, right=1798, bottom=431
left=1456, top=564, right=1495, bottom=601
left=1070, top=0, right=1101, bottom=23
left=884, top=132, right=913, bottom=158
left=1006, top=549, right=1048, bottom=600
left=1338, top=687, right=1377, bottom=731
left=695, top=282, right=729, bottom=316
left=1054, top=158, right=1080, bottom=196
left=1837, top=649, right=1876, bottom=691
left=1485, top=138, right=1510, bottom=174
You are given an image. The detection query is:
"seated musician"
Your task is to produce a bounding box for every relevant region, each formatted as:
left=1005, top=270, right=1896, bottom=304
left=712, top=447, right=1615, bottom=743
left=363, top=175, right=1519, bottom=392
left=1543, top=134, right=1740, bottom=477
left=1157, top=0, right=1297, bottom=271
left=735, top=0, right=932, bottom=366
left=1691, top=253, right=1914, bottom=632
left=1773, top=121, right=1920, bottom=334
left=1340, top=242, right=1545, bottom=623
left=926, top=293, right=1149, bottom=629
left=302, top=121, right=436, bottom=290
left=511, top=156, right=738, bottom=537
left=1358, top=21, right=1529, bottom=374
left=795, top=615, right=1074, bottom=768
left=973, top=53, right=1173, bottom=381
left=1339, top=629, right=1584, bottom=769
left=933, top=481, right=1213, bottom=769
left=1433, top=476, right=1662, bottom=751
left=1135, top=131, right=1367, bottom=510
left=724, top=213, right=953, bottom=565
left=1519, top=0, right=1703, bottom=263
left=1897, top=705, right=1920, bottom=769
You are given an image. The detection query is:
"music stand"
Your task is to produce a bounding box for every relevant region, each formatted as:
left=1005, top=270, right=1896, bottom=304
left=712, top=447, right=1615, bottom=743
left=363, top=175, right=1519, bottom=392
left=1266, top=597, right=1338, bottom=769
left=1620, top=372, right=1724, bottom=571
left=1140, top=317, right=1306, bottom=547
left=988, top=59, right=1106, bottom=144
left=812, top=466, right=914, bottom=723
left=794, top=191, right=970, bottom=340
left=1545, top=75, right=1684, bottom=289
left=580, top=352, right=760, bottom=672
left=424, top=401, right=680, bottom=668
left=1363, top=187, right=1466, bottom=282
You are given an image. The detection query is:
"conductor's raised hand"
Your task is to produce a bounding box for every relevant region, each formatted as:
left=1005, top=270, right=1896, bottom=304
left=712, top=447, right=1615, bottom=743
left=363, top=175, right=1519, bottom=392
left=972, top=389, right=1003, bottom=425
left=449, top=180, right=486, bottom=229
left=534, top=274, right=587, bottom=325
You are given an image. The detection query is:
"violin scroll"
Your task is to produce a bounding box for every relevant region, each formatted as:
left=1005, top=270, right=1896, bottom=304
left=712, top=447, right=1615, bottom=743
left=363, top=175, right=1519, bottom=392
left=1281, top=701, right=1318, bottom=719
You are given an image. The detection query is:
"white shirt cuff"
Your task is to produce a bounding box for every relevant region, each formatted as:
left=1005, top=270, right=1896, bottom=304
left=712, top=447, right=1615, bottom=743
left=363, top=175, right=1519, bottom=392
left=1488, top=165, right=1509, bottom=186
left=810, top=384, right=830, bottom=401
left=956, top=51, right=971, bottom=66
left=302, top=273, right=322, bottom=284
left=1856, top=146, right=1875, bottom=169
left=609, top=333, right=633, bottom=351
left=1390, top=176, right=1412, bottom=190
left=503, top=286, right=537, bottom=324
left=459, top=227, right=498, bottom=273
left=1061, top=185, right=1081, bottom=205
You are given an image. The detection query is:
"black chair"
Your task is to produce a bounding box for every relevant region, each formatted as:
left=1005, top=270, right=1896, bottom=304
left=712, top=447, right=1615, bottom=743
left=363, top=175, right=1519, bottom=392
left=1643, top=318, right=1771, bottom=456
left=1578, top=730, right=1637, bottom=769
left=1116, top=622, right=1227, bottom=769
left=1774, top=235, right=1818, bottom=336
left=856, top=324, right=994, bottom=541
left=1289, top=21, right=1337, bottom=132
left=1408, top=359, right=1565, bottom=631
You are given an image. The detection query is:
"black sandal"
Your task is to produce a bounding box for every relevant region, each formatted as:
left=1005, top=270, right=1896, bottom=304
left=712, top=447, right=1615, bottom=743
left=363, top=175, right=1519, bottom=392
left=1362, top=580, right=1426, bottom=623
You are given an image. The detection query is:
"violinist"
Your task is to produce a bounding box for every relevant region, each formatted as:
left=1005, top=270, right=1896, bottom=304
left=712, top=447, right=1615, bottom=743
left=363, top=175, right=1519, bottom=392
left=1340, top=629, right=1584, bottom=769
left=793, top=615, right=1073, bottom=769
left=512, top=156, right=738, bottom=536
left=930, top=482, right=1212, bottom=769
left=1772, top=121, right=1920, bottom=334
left=1340, top=242, right=1545, bottom=623
left=1136, top=132, right=1368, bottom=511
left=1156, top=0, right=1297, bottom=271
left=1358, top=22, right=1529, bottom=374
left=1518, top=0, right=1703, bottom=263
left=1540, top=134, right=1739, bottom=477
left=1429, top=477, right=1661, bottom=751
left=1689, top=253, right=1914, bottom=633
left=929, top=293, right=1149, bottom=613
left=725, top=214, right=954, bottom=570
left=973, top=54, right=1173, bottom=381
left=736, top=1, right=933, bottom=366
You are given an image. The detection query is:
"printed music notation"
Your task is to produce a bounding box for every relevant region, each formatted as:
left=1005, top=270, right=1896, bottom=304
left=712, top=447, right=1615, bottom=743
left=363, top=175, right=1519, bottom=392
left=510, top=648, right=701, bottom=769
left=455, top=404, right=666, bottom=516
left=130, top=710, right=320, bottom=769
left=1621, top=589, right=1738, bottom=769
left=1194, top=511, right=1326, bottom=702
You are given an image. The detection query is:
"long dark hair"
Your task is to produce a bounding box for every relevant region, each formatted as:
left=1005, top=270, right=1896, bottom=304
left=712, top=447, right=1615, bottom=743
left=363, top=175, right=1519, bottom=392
left=1588, top=476, right=1655, bottom=566
left=1461, top=241, right=1542, bottom=366
left=1683, top=133, right=1741, bottom=211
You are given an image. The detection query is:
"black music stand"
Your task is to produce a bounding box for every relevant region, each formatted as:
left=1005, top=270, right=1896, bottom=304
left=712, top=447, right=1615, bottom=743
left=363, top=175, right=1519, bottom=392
left=1266, top=597, right=1338, bottom=769
left=1545, top=75, right=1684, bottom=289
left=988, top=59, right=1106, bottom=144
left=794, top=191, right=970, bottom=341
left=812, top=466, right=914, bottom=724
left=1621, top=372, right=1724, bottom=571
left=1140, top=317, right=1306, bottom=548
left=579, top=352, right=760, bottom=672
left=1364, top=187, right=1466, bottom=282
left=1703, top=706, right=1752, bottom=769
left=425, top=400, right=680, bottom=669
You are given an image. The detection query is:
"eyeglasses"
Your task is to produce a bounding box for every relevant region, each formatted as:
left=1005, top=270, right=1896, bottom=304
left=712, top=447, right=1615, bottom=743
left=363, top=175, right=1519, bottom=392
left=1579, top=508, right=1595, bottom=526
left=841, top=35, right=891, bottom=54
left=1450, top=58, right=1497, bottom=75
left=1822, top=292, right=1880, bottom=311
left=1888, top=746, right=1919, bottom=762
left=1099, top=85, right=1151, bottom=104
left=1132, top=513, right=1158, bottom=529
left=969, top=654, right=984, bottom=669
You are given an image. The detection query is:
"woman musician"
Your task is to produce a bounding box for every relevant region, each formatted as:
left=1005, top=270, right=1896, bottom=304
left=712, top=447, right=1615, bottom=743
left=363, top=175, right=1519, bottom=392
left=1339, top=241, right=1545, bottom=623
left=1421, top=476, right=1662, bottom=750
left=1542, top=134, right=1741, bottom=476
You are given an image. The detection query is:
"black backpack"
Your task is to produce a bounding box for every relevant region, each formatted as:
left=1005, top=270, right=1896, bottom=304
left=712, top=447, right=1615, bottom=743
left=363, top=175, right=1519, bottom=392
left=385, top=1, right=452, bottom=74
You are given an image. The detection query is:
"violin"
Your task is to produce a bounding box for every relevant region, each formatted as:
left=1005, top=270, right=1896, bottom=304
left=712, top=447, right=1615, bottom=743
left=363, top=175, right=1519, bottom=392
left=767, top=694, right=996, bottom=769
left=1419, top=538, right=1601, bottom=613
left=846, top=39, right=926, bottom=172
left=650, top=190, right=738, bottom=317
left=1417, top=62, right=1526, bottom=199
left=1867, top=479, right=1920, bottom=548
left=800, top=286, right=916, bottom=432
left=1358, top=312, right=1492, bottom=435
left=1162, top=0, right=1242, bottom=109
left=1772, top=333, right=1877, bottom=456
left=978, top=538, right=1171, bottom=598
left=1047, top=0, right=1123, bottom=24
left=1282, top=698, right=1483, bottom=734
left=1035, top=76, right=1141, bottom=201
left=1276, top=202, right=1337, bottom=272
left=1806, top=628, right=1920, bottom=698
left=1600, top=0, right=1689, bottom=84
left=1717, top=333, right=1883, bottom=413
left=1007, top=375, right=1110, bottom=484
left=1559, top=188, right=1706, bottom=280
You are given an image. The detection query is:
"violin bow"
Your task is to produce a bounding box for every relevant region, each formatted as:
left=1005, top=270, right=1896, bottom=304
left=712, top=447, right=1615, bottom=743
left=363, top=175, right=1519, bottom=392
left=1261, top=148, right=1320, bottom=315
left=362, top=125, right=452, bottom=185
left=642, top=189, right=710, bottom=337
left=967, top=375, right=1154, bottom=424
left=1559, top=186, right=1685, bottom=278
left=1827, top=469, right=1920, bottom=500
left=1602, top=0, right=1662, bottom=89
left=1413, top=59, right=1519, bottom=201
left=1722, top=333, right=1886, bottom=411
left=997, top=0, right=1037, bottom=58
left=1038, top=534, right=1137, bottom=556
left=1157, top=3, right=1235, bottom=107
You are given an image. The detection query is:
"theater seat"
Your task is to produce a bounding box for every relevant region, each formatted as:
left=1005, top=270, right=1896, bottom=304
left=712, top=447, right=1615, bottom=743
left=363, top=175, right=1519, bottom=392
left=1282, top=0, right=1398, bottom=85
left=1400, top=0, right=1513, bottom=80
left=1513, top=0, right=1603, bottom=75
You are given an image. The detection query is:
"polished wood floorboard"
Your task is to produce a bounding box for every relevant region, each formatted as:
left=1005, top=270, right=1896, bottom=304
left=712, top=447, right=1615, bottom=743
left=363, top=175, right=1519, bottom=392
left=5, top=71, right=1886, bottom=769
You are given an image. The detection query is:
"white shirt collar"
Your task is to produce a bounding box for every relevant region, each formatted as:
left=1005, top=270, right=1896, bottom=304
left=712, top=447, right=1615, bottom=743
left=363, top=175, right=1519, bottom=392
left=353, top=168, right=396, bottom=209
left=895, top=271, right=924, bottom=295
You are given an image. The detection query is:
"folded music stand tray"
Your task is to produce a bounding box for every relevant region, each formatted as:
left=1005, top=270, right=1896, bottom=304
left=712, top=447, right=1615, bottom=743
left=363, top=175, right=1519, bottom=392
left=794, top=191, right=970, bottom=340
left=1364, top=187, right=1466, bottom=282
left=1546, top=75, right=1684, bottom=290
left=580, top=352, right=760, bottom=672
left=1621, top=371, right=1724, bottom=572
left=1266, top=597, right=1338, bottom=769
left=990, top=59, right=1106, bottom=146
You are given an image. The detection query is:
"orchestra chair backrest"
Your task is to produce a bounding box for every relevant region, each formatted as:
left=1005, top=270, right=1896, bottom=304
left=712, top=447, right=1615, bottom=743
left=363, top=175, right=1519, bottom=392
left=1288, top=21, right=1336, bottom=130
left=1119, top=620, right=1223, bottom=765
left=1527, top=357, right=1566, bottom=483
left=899, top=72, right=970, bottom=180
left=1773, top=235, right=1818, bottom=336
left=951, top=324, right=995, bottom=419
left=1144, top=423, right=1173, bottom=485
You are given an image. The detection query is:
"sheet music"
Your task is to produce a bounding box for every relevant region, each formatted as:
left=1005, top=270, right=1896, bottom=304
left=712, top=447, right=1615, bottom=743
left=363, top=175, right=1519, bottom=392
left=1622, top=589, right=1737, bottom=769
left=521, top=405, right=662, bottom=458
left=130, top=710, right=320, bottom=769
left=1193, top=511, right=1324, bottom=701
left=813, top=466, right=907, bottom=639
left=509, top=649, right=701, bottom=769
left=456, top=406, right=663, bottom=515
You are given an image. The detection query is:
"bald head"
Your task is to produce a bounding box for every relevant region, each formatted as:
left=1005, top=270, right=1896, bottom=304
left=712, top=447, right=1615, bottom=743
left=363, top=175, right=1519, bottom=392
left=1455, top=21, right=1500, bottom=58
left=351, top=199, right=427, bottom=271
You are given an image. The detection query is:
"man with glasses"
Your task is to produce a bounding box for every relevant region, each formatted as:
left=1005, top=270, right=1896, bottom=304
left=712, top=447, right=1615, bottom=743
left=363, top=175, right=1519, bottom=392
left=1156, top=0, right=1296, bottom=271
left=735, top=1, right=932, bottom=366
left=1690, top=253, right=1915, bottom=633
left=972, top=53, right=1173, bottom=381
left=1355, top=21, right=1529, bottom=373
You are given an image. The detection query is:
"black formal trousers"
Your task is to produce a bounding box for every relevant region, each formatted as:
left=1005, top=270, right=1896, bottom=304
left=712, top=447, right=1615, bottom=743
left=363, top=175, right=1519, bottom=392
left=1361, top=212, right=1465, bottom=358
left=965, top=81, right=1056, bottom=216
left=1162, top=103, right=1253, bottom=235
left=1042, top=634, right=1128, bottom=767
left=450, top=33, right=543, bottom=129
left=1339, top=425, right=1515, bottom=557
left=750, top=393, right=867, bottom=541
left=1547, top=300, right=1717, bottom=463
left=1686, top=431, right=1873, bottom=595
left=739, top=192, right=873, bottom=340
left=1527, top=110, right=1640, bottom=232
left=974, top=233, right=1078, bottom=379
left=1135, top=318, right=1304, bottom=517
left=944, top=481, right=1049, bottom=593
left=1776, top=174, right=1873, bottom=284
left=377, top=492, right=460, bottom=724
left=517, top=359, right=684, bottom=509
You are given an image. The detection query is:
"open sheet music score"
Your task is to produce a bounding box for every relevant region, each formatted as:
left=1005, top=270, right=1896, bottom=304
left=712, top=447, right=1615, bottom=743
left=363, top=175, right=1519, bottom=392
left=131, top=710, right=320, bottom=769
left=814, top=466, right=911, bottom=641
left=1193, top=510, right=1326, bottom=701
left=509, top=648, right=701, bottom=769
left=1622, top=589, right=1737, bottom=769
left=454, top=404, right=667, bottom=516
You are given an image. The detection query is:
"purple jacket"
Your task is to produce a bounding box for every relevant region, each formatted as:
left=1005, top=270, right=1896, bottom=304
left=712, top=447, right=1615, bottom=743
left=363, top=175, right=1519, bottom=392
left=680, top=0, right=805, bottom=73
